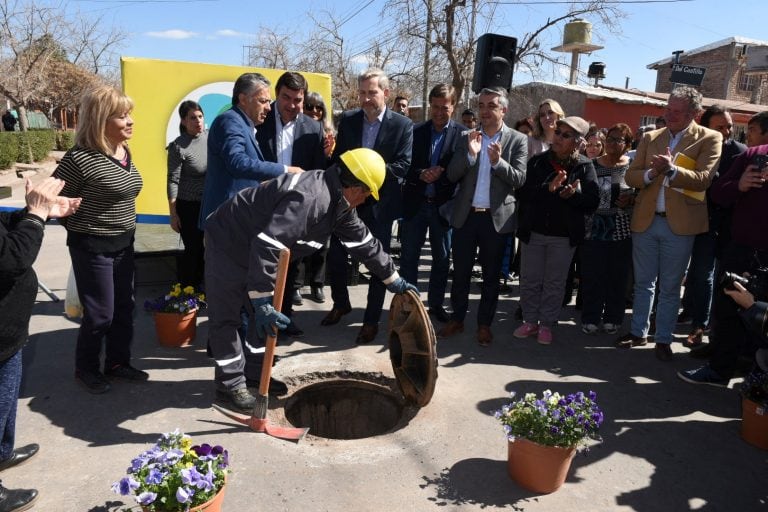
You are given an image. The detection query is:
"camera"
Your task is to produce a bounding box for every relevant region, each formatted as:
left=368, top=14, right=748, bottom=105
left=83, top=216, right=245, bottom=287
left=721, top=266, right=768, bottom=301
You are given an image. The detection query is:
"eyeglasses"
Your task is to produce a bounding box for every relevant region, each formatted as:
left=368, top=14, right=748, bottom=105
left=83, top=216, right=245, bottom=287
left=606, top=136, right=626, bottom=144
left=554, top=129, right=576, bottom=140
left=305, top=104, right=323, bottom=112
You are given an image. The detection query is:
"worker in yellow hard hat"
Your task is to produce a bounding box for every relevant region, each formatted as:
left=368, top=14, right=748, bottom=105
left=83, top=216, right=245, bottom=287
left=202, top=148, right=416, bottom=413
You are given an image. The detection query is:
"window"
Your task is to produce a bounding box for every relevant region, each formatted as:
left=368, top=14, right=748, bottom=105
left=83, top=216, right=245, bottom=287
left=739, top=70, right=756, bottom=92
left=640, top=115, right=657, bottom=128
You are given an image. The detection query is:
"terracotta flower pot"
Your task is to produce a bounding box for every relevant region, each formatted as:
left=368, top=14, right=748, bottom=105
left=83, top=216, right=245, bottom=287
left=153, top=310, right=197, bottom=347
left=141, top=483, right=226, bottom=512
left=741, top=397, right=768, bottom=450
left=507, top=438, right=576, bottom=494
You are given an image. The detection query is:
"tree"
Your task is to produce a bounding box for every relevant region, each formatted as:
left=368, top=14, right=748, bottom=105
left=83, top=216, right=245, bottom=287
left=0, top=0, right=125, bottom=130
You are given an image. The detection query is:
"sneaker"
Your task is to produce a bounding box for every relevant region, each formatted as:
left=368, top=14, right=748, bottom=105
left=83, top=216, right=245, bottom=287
left=215, top=387, right=257, bottom=413
left=105, top=364, right=149, bottom=381
left=603, top=323, right=619, bottom=335
left=75, top=370, right=111, bottom=394
left=614, top=332, right=648, bottom=348
left=513, top=322, right=538, bottom=339
left=677, top=366, right=729, bottom=388
left=581, top=323, right=599, bottom=335
left=537, top=326, right=553, bottom=345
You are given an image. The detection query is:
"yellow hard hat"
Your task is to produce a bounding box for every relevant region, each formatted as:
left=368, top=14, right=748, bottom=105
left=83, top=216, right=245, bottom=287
left=339, top=148, right=385, bottom=200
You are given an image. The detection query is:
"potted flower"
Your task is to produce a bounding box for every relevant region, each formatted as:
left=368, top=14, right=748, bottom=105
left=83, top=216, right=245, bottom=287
left=112, top=429, right=229, bottom=512
left=492, top=390, right=604, bottom=493
left=740, top=366, right=768, bottom=450
left=144, top=284, right=207, bottom=347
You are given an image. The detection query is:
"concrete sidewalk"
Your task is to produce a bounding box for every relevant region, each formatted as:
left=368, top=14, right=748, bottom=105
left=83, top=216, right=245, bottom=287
left=2, top=175, right=766, bottom=510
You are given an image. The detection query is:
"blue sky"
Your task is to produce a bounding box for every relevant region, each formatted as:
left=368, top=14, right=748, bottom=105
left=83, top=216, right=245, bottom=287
left=72, top=0, right=765, bottom=94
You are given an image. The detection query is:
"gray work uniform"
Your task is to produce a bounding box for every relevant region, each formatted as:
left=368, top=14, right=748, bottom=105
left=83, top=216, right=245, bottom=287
left=204, top=167, right=399, bottom=391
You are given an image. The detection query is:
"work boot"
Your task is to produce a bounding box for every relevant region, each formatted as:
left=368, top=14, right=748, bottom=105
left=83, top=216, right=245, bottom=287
left=215, top=388, right=256, bottom=414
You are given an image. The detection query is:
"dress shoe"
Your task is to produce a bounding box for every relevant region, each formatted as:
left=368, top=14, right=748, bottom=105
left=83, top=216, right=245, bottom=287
left=320, top=306, right=351, bottom=326
left=654, top=343, right=674, bottom=362
left=428, top=307, right=450, bottom=323
left=477, top=325, right=493, bottom=346
left=292, top=289, right=303, bottom=306
left=0, top=485, right=38, bottom=512
left=0, top=445, right=38, bottom=472
left=438, top=320, right=464, bottom=338
left=683, top=327, right=704, bottom=348
left=356, top=324, right=379, bottom=345
left=214, top=387, right=257, bottom=414
left=284, top=321, right=304, bottom=337
left=246, top=377, right=289, bottom=397
left=310, top=286, right=326, bottom=304
left=614, top=332, right=647, bottom=349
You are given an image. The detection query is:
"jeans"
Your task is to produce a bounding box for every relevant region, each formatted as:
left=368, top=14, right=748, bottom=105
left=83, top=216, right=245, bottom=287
left=680, top=231, right=716, bottom=329
left=399, top=202, right=452, bottom=310
left=630, top=216, right=694, bottom=343
left=0, top=351, right=21, bottom=461
left=70, top=245, right=135, bottom=373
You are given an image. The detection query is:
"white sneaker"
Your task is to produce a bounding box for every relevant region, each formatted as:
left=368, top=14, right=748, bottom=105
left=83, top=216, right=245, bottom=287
left=603, top=323, right=619, bottom=335
left=581, top=323, right=599, bottom=335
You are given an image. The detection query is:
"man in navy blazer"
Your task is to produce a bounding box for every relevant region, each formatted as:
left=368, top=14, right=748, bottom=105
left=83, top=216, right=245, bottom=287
left=256, top=71, right=326, bottom=335
left=400, top=83, right=462, bottom=323
left=439, top=87, right=527, bottom=346
left=321, top=68, right=413, bottom=344
left=199, top=73, right=303, bottom=227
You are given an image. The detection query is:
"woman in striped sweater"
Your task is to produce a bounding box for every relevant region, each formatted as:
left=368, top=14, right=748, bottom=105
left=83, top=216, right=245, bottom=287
left=54, top=85, right=145, bottom=394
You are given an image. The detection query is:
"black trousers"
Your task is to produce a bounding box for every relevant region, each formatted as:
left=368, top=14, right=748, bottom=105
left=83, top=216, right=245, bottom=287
left=449, top=211, right=508, bottom=326
left=69, top=245, right=135, bottom=373
left=176, top=199, right=205, bottom=289
left=579, top=238, right=632, bottom=325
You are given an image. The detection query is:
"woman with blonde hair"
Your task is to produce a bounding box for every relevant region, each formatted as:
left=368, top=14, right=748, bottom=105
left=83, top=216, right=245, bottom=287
left=54, top=85, right=145, bottom=394
left=528, top=98, right=565, bottom=158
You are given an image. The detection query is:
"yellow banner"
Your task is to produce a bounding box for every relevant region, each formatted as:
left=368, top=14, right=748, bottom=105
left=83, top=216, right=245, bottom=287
left=121, top=57, right=332, bottom=222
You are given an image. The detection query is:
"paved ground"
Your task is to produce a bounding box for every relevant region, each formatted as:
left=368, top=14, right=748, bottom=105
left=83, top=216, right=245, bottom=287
left=2, top=155, right=767, bottom=511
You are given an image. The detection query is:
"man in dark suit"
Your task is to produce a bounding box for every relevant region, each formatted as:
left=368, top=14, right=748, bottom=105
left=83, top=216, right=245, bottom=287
left=438, top=86, right=527, bottom=346
left=256, top=71, right=326, bottom=335
left=321, top=67, right=413, bottom=344
left=400, top=83, right=461, bottom=323
left=199, top=72, right=303, bottom=227
left=200, top=72, right=303, bottom=405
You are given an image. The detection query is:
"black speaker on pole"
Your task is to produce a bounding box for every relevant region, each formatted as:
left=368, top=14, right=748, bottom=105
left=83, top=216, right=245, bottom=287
left=472, top=33, right=517, bottom=94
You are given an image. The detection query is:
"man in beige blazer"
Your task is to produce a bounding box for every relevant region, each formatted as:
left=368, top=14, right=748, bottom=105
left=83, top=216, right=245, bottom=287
left=615, top=86, right=722, bottom=361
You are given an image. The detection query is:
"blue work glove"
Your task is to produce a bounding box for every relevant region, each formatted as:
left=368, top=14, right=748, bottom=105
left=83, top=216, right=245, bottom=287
left=250, top=297, right=290, bottom=339
left=385, top=277, right=419, bottom=295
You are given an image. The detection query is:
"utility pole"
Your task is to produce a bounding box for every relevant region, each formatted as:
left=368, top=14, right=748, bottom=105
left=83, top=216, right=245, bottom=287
left=422, top=0, right=432, bottom=122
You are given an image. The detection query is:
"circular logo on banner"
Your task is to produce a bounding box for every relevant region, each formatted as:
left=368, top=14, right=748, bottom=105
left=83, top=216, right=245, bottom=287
left=165, top=82, right=233, bottom=145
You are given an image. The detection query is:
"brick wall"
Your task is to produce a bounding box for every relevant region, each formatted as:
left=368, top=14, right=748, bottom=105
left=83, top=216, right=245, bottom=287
left=652, top=42, right=768, bottom=104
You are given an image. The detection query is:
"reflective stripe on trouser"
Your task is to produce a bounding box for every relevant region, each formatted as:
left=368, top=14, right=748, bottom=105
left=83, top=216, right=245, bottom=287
left=205, top=238, right=266, bottom=391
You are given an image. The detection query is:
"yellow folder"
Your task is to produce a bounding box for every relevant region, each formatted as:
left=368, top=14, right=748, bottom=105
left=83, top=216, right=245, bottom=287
left=670, top=153, right=705, bottom=202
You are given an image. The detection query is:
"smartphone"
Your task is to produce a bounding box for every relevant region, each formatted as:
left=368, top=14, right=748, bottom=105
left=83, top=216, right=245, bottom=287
left=750, top=153, right=768, bottom=171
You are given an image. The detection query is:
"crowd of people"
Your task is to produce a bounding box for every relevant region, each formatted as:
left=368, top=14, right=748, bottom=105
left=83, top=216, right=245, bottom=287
left=4, top=67, right=767, bottom=443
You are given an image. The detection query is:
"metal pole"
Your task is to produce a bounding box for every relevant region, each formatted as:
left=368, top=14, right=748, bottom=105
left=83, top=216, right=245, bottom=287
left=569, top=51, right=580, bottom=85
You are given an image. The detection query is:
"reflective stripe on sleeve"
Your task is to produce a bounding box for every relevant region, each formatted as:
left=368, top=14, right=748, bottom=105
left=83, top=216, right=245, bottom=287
left=287, top=173, right=301, bottom=190
left=341, top=232, right=373, bottom=248
left=382, top=271, right=400, bottom=285
left=244, top=341, right=266, bottom=355
left=257, top=232, right=287, bottom=249
left=296, top=240, right=323, bottom=249
left=248, top=290, right=272, bottom=299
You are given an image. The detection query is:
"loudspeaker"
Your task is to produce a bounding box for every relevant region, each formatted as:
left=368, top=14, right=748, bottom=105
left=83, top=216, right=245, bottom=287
left=472, top=33, right=517, bottom=94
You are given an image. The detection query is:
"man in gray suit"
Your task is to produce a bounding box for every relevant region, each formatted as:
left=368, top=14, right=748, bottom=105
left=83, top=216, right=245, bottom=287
left=438, top=87, right=527, bottom=346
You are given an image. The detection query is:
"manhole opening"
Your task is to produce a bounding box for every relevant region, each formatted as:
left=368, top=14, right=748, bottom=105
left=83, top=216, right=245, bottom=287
left=285, top=380, right=404, bottom=440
